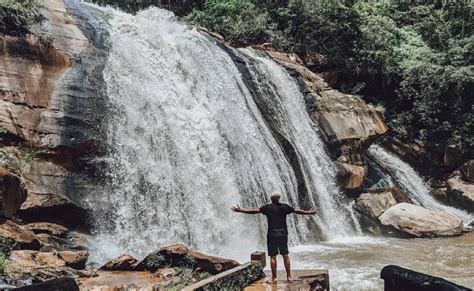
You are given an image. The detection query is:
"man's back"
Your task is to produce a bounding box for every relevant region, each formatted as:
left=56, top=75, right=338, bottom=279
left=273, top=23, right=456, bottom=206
left=260, top=202, right=294, bottom=237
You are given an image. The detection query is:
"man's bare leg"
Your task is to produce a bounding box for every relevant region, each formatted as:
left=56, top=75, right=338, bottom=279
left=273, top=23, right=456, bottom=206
left=266, top=256, right=277, bottom=283
left=283, top=254, right=292, bottom=282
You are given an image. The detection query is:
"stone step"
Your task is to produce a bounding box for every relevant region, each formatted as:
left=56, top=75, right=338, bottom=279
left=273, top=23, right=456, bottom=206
left=245, top=269, right=329, bottom=291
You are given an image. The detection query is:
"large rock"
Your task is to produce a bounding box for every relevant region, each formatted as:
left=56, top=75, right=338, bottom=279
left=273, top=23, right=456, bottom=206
left=381, top=265, right=471, bottom=291
left=354, top=190, right=398, bottom=219
left=100, top=254, right=140, bottom=271
left=379, top=203, right=463, bottom=237
left=447, top=172, right=474, bottom=212
left=0, top=220, right=41, bottom=250
left=137, top=244, right=240, bottom=274
left=460, top=160, right=474, bottom=182
left=336, top=162, right=367, bottom=189
left=10, top=250, right=88, bottom=270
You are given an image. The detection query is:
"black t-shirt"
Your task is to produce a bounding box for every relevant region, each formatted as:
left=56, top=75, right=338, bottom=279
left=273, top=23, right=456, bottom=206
left=259, top=202, right=295, bottom=237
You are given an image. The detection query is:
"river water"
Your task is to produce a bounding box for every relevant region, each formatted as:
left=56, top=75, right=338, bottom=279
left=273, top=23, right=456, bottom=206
left=290, top=233, right=474, bottom=290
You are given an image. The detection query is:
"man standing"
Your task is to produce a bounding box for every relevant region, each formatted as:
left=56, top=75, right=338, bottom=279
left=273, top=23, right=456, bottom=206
left=232, top=192, right=316, bottom=283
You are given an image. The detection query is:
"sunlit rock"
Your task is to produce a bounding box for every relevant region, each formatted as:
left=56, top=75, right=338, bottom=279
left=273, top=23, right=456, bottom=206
left=379, top=203, right=463, bottom=237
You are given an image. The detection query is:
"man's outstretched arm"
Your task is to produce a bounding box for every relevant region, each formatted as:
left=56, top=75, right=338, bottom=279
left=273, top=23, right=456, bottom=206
left=232, top=205, right=261, bottom=214
left=294, top=208, right=316, bottom=215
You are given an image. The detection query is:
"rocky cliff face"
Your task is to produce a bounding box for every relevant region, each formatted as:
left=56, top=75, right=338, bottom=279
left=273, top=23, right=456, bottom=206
left=0, top=0, right=107, bottom=226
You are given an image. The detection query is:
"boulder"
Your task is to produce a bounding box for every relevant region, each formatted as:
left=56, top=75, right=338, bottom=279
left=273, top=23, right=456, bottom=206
left=0, top=220, right=41, bottom=250
left=379, top=203, right=463, bottom=237
left=58, top=251, right=88, bottom=269
left=354, top=190, right=398, bottom=219
left=447, top=173, right=474, bottom=212
left=137, top=244, right=240, bottom=274
left=336, top=162, right=367, bottom=189
left=100, top=254, right=140, bottom=271
left=10, top=250, right=88, bottom=270
left=26, top=222, right=69, bottom=237
left=460, top=160, right=474, bottom=182
left=381, top=265, right=471, bottom=291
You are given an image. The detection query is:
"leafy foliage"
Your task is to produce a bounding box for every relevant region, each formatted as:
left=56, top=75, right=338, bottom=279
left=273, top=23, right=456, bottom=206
left=0, top=0, right=44, bottom=35
left=184, top=0, right=474, bottom=163
left=0, top=235, right=15, bottom=276
left=145, top=253, right=166, bottom=269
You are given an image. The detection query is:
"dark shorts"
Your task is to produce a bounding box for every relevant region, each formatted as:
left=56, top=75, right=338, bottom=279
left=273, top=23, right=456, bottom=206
left=267, top=235, right=289, bottom=256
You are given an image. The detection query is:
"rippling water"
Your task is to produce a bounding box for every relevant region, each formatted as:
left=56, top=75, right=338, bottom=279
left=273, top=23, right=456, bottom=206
left=289, top=233, right=474, bottom=290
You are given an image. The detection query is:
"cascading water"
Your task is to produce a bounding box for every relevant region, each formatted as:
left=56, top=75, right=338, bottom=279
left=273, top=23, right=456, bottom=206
left=368, top=145, right=473, bottom=226
left=80, top=4, right=358, bottom=262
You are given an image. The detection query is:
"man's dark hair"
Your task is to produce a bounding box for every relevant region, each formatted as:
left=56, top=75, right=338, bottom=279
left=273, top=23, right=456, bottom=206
left=270, top=192, right=281, bottom=203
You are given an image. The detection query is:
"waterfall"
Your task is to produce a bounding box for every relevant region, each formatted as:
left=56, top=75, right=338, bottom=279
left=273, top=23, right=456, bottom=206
left=80, top=4, right=357, bottom=262
left=368, top=145, right=473, bottom=226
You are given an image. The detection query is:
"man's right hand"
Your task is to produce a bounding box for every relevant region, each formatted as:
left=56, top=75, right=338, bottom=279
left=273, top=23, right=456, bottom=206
left=231, top=205, right=241, bottom=212
left=294, top=208, right=317, bottom=215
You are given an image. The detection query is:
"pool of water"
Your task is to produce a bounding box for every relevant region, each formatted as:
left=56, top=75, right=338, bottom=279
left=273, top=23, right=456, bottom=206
left=286, top=233, right=474, bottom=290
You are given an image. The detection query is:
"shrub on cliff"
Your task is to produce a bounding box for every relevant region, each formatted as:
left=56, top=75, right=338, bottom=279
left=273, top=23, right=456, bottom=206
left=0, top=0, right=44, bottom=36
left=185, top=0, right=272, bottom=45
